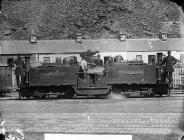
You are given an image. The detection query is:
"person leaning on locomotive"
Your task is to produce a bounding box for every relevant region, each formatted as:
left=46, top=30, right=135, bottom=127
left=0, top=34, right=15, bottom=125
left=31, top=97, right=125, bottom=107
left=162, top=50, right=177, bottom=84
left=80, top=55, right=88, bottom=71
left=9, top=54, right=25, bottom=89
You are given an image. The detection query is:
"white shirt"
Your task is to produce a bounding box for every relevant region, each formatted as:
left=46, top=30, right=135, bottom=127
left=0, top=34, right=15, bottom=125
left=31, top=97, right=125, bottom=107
left=80, top=59, right=88, bottom=71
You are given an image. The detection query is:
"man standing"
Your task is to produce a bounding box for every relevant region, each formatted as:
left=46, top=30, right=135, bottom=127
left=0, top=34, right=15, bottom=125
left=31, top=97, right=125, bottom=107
left=10, top=54, right=25, bottom=89
left=79, top=55, right=88, bottom=80
left=162, top=50, right=177, bottom=84
left=95, top=54, right=103, bottom=66
left=80, top=55, right=88, bottom=71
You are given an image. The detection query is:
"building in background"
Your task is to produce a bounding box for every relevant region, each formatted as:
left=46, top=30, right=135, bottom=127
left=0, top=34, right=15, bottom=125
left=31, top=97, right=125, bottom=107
left=0, top=38, right=184, bottom=65
left=1, top=38, right=184, bottom=88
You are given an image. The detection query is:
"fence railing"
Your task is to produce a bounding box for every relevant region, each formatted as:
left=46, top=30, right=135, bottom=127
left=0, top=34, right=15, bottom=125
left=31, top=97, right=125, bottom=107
left=173, top=67, right=184, bottom=89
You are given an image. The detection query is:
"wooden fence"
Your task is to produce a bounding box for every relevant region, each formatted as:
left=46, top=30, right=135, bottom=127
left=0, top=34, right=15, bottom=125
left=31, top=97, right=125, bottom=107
left=173, top=66, right=184, bottom=89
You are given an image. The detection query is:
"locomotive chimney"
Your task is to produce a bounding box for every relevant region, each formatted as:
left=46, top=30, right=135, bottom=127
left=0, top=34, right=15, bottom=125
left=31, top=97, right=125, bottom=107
left=156, top=53, right=163, bottom=82
left=24, top=56, right=30, bottom=84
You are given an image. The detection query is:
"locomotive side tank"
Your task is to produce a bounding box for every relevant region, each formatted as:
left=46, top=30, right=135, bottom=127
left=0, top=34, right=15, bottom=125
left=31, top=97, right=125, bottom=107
left=107, top=62, right=157, bottom=85
left=20, top=62, right=79, bottom=99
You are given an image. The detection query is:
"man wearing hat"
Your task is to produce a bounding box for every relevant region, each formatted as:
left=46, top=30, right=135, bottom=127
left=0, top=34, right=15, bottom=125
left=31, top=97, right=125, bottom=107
left=95, top=54, right=103, bottom=66
left=10, top=54, right=25, bottom=90
left=162, top=50, right=177, bottom=84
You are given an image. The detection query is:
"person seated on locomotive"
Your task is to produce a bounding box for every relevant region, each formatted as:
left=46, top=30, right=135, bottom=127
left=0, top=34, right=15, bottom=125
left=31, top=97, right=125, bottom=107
left=78, top=55, right=88, bottom=80
left=162, top=50, right=177, bottom=84
left=94, top=54, right=103, bottom=66
left=79, top=56, right=88, bottom=71
left=105, top=56, right=114, bottom=64
left=9, top=54, right=25, bottom=90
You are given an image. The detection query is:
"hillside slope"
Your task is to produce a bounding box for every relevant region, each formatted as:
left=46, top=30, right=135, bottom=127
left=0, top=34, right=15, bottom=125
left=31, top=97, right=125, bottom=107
left=0, top=0, right=182, bottom=40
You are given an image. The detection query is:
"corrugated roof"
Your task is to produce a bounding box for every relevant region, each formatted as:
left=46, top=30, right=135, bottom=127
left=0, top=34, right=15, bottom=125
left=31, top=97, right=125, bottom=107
left=1, top=38, right=184, bottom=54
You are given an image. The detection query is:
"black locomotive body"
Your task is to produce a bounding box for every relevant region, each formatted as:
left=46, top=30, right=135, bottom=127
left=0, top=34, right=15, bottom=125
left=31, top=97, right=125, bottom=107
left=20, top=60, right=110, bottom=99
left=19, top=53, right=170, bottom=99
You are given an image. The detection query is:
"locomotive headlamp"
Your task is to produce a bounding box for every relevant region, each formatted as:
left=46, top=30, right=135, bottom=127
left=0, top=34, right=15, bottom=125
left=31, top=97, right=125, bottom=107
left=75, top=33, right=82, bottom=43
left=160, top=32, right=167, bottom=41
left=118, top=32, right=126, bottom=41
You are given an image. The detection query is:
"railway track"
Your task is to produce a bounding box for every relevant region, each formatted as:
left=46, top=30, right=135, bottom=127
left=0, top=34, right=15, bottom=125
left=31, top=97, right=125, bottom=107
left=1, top=91, right=184, bottom=140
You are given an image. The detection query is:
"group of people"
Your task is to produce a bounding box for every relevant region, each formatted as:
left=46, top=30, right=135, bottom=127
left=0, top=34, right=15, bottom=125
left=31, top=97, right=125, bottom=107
left=9, top=50, right=178, bottom=90
left=9, top=54, right=25, bottom=89
left=80, top=53, right=103, bottom=71
left=80, top=50, right=178, bottom=85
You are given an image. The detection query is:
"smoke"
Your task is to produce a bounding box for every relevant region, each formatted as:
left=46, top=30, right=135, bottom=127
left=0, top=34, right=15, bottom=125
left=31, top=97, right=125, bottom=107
left=107, top=92, right=126, bottom=99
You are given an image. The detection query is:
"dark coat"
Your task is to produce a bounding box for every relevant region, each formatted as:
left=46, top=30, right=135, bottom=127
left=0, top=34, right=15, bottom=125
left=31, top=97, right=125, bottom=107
left=12, top=59, right=25, bottom=76
left=162, top=55, right=177, bottom=72
left=95, top=58, right=103, bottom=66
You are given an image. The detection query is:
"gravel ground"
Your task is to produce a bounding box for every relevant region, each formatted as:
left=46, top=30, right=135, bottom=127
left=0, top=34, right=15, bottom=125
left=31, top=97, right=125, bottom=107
left=1, top=90, right=184, bottom=140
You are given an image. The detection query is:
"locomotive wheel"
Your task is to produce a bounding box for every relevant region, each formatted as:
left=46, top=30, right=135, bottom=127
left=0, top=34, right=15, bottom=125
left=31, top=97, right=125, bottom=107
left=64, top=91, right=74, bottom=99
left=19, top=87, right=34, bottom=99
left=41, top=94, right=47, bottom=99
left=63, top=87, right=75, bottom=99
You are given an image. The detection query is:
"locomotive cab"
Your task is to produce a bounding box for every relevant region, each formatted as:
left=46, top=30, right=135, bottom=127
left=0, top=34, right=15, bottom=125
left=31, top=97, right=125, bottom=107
left=76, top=56, right=111, bottom=96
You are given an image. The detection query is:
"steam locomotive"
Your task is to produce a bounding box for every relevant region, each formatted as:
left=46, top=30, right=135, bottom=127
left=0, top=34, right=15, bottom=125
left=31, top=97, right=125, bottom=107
left=18, top=52, right=170, bottom=99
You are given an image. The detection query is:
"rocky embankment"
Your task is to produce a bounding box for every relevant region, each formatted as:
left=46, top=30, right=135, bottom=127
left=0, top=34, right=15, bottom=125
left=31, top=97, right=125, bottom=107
left=0, top=0, right=183, bottom=40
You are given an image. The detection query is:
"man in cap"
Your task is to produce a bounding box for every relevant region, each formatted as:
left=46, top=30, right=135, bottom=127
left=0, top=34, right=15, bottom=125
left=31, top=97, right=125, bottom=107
left=10, top=54, right=25, bottom=90
left=162, top=50, right=177, bottom=84
left=95, top=54, right=103, bottom=66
